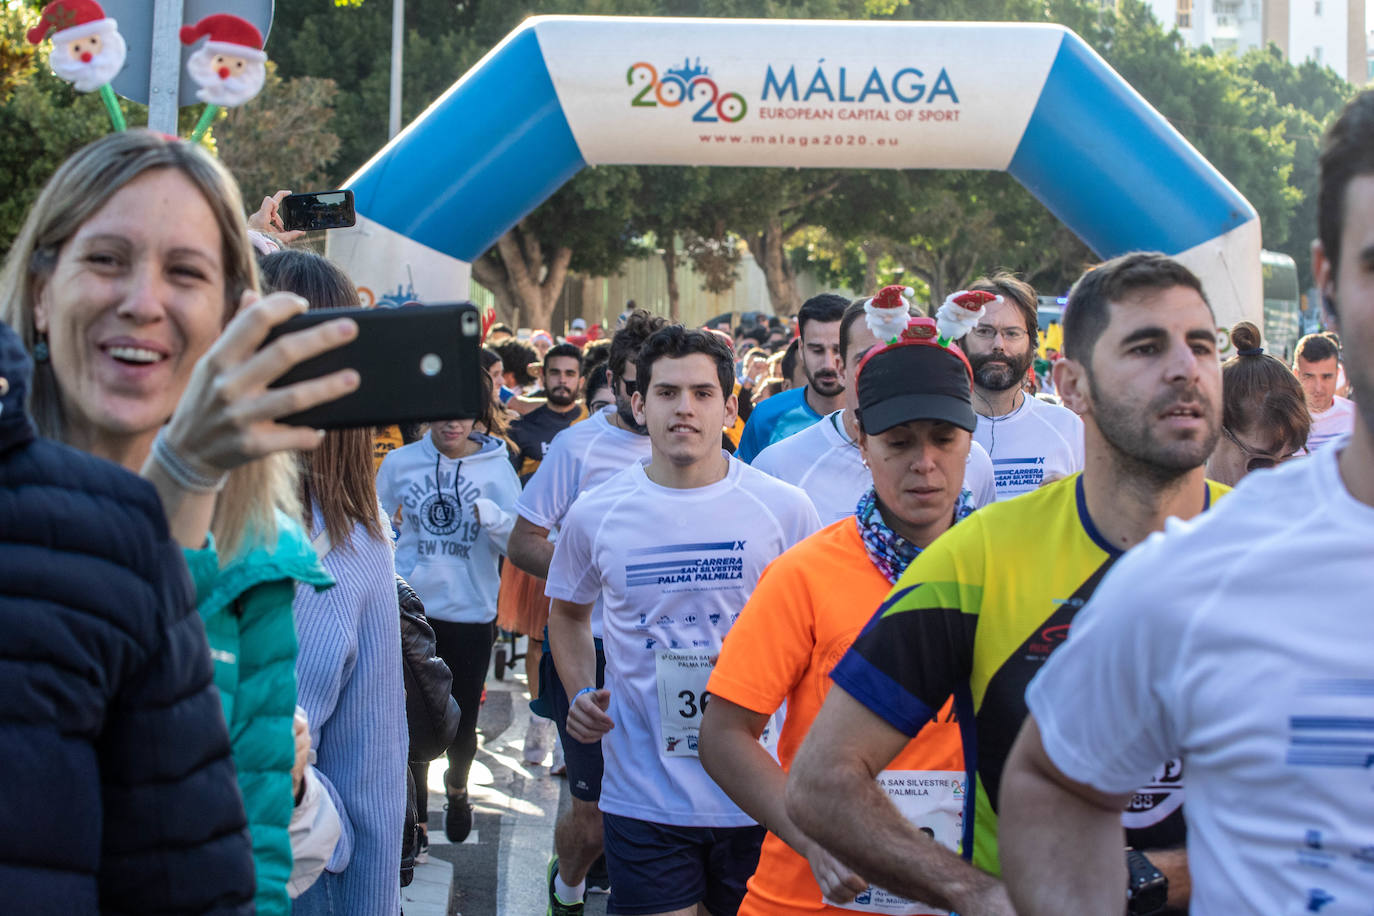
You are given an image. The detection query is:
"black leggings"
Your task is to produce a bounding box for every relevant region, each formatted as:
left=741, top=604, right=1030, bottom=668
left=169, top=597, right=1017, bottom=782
left=429, top=619, right=496, bottom=795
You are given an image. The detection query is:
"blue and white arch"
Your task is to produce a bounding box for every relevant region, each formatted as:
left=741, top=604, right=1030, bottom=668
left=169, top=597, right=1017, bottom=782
left=332, top=16, right=1260, bottom=328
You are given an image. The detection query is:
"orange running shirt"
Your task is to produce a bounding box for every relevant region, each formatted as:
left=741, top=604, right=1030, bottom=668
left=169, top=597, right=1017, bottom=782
left=707, top=519, right=965, bottom=916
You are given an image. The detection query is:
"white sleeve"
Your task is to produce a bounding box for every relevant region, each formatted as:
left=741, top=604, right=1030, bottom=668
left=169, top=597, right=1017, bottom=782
left=516, top=432, right=580, bottom=529
left=544, top=500, right=602, bottom=604
left=966, top=440, right=997, bottom=506
left=286, top=766, right=343, bottom=898
left=1066, top=411, right=1086, bottom=471
left=785, top=492, right=822, bottom=546
left=375, top=452, right=400, bottom=517
left=1024, top=533, right=1187, bottom=795
left=751, top=442, right=784, bottom=479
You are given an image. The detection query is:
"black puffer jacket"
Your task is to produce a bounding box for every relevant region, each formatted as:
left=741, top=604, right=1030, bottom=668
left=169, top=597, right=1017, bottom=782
left=0, top=321, right=254, bottom=914
left=397, top=576, right=460, bottom=883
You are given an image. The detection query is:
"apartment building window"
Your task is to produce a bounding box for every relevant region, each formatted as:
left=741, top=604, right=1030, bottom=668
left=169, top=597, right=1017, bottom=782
left=1177, top=0, right=1192, bottom=28
left=1314, top=0, right=1322, bottom=15
left=1313, top=45, right=1323, bottom=62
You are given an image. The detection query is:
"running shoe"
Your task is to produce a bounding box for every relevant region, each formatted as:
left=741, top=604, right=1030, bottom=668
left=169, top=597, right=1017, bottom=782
left=547, top=857, right=584, bottom=915
left=523, top=715, right=553, bottom=765
left=444, top=788, right=473, bottom=843
left=414, top=824, right=430, bottom=865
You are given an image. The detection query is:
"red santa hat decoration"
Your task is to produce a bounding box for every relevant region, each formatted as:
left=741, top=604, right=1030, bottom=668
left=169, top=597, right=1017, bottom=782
left=865, top=283, right=1005, bottom=350
left=26, top=0, right=114, bottom=46
left=179, top=14, right=268, bottom=65
left=180, top=13, right=270, bottom=140
left=864, top=285, right=917, bottom=344
left=27, top=0, right=127, bottom=128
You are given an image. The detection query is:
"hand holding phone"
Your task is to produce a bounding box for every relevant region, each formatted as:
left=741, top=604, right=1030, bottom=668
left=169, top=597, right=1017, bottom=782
left=262, top=302, right=484, bottom=429
left=280, top=190, right=357, bottom=232
left=160, top=291, right=361, bottom=477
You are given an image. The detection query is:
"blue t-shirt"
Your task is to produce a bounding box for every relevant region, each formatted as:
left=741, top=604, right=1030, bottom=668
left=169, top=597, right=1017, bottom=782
left=737, top=386, right=822, bottom=463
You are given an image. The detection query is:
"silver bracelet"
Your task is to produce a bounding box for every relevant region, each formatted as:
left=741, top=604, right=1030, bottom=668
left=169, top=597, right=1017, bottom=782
left=151, top=427, right=228, bottom=493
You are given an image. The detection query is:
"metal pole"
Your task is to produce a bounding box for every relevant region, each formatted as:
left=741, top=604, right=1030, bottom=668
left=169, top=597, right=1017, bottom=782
left=389, top=0, right=404, bottom=138
left=148, top=0, right=182, bottom=135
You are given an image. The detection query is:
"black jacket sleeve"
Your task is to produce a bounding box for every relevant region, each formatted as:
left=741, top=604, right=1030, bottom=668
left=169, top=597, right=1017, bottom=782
left=398, top=576, right=462, bottom=763
left=99, top=539, right=255, bottom=915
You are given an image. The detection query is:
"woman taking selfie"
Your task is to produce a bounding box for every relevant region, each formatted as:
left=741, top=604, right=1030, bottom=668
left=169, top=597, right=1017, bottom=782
left=260, top=248, right=407, bottom=915
left=0, top=130, right=356, bottom=916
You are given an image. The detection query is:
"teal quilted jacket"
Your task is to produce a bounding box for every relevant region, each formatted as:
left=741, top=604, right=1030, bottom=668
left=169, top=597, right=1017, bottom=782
left=185, top=512, right=333, bottom=916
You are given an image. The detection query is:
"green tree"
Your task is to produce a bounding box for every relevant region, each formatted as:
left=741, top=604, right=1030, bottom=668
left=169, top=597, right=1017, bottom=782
left=1237, top=44, right=1356, bottom=287
left=214, top=63, right=342, bottom=207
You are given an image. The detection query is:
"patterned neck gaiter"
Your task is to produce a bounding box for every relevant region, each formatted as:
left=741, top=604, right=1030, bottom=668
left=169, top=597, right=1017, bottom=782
left=854, top=486, right=975, bottom=584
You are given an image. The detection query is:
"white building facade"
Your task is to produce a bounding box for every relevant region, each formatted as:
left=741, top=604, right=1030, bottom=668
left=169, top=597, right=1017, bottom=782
left=1148, top=0, right=1368, bottom=84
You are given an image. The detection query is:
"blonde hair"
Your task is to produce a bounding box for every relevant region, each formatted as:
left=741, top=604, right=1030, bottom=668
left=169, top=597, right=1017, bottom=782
left=0, top=130, right=298, bottom=562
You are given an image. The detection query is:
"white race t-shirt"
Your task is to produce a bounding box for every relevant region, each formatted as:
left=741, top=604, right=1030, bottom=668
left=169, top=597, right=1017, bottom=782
left=1308, top=396, right=1356, bottom=451
left=516, top=406, right=652, bottom=638
left=973, top=394, right=1084, bottom=499
left=752, top=409, right=997, bottom=524
left=546, top=456, right=820, bottom=827
left=1026, top=439, right=1374, bottom=915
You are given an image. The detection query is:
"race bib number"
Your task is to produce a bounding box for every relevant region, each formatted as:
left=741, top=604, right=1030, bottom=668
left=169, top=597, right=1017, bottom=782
left=836, top=770, right=964, bottom=915
left=655, top=649, right=714, bottom=757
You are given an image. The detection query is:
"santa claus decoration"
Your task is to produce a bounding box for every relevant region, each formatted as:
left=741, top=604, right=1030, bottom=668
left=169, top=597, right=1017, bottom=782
left=180, top=13, right=269, bottom=141
left=26, top=0, right=127, bottom=129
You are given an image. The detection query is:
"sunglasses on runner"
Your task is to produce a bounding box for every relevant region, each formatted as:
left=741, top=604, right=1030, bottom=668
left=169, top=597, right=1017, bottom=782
left=1222, top=426, right=1306, bottom=472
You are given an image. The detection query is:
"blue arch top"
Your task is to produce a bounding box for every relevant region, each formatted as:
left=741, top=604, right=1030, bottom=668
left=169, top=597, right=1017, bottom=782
left=1007, top=30, right=1254, bottom=258
left=349, top=27, right=586, bottom=262
left=347, top=17, right=1258, bottom=278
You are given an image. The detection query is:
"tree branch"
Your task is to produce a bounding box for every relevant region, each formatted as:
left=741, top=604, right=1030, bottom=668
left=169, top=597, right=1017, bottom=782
left=779, top=178, right=842, bottom=214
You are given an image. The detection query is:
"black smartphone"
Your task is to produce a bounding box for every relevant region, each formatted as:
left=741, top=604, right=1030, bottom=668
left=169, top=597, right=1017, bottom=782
left=280, top=190, right=356, bottom=232
left=262, top=302, right=483, bottom=429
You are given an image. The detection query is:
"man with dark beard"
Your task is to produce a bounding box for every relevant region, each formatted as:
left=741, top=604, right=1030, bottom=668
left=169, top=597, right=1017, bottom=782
left=508, top=343, right=587, bottom=480
left=737, top=294, right=849, bottom=462
left=959, top=273, right=1084, bottom=499
left=787, top=253, right=1225, bottom=916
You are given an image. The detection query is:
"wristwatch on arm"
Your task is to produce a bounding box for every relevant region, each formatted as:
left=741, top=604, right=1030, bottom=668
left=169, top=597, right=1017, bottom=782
left=1125, top=847, right=1168, bottom=916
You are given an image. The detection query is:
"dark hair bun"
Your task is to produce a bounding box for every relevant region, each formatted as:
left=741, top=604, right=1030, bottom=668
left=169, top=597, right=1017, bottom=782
left=1231, top=321, right=1261, bottom=354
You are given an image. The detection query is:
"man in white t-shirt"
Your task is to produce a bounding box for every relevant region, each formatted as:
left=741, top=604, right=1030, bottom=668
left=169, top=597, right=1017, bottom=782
left=999, top=89, right=1374, bottom=916
left=548, top=326, right=820, bottom=916
left=754, top=299, right=997, bottom=522
left=506, top=310, right=666, bottom=914
left=957, top=273, right=1085, bottom=499
left=1294, top=331, right=1356, bottom=450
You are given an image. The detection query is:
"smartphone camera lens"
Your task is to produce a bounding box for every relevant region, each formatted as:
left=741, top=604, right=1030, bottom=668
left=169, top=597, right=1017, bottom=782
left=420, top=354, right=442, bottom=377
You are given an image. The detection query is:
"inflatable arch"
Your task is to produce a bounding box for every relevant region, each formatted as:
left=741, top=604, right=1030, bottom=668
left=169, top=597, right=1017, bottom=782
left=344, top=16, right=1261, bottom=327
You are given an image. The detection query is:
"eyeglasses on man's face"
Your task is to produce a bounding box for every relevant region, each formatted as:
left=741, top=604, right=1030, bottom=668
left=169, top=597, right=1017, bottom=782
left=969, top=325, right=1028, bottom=344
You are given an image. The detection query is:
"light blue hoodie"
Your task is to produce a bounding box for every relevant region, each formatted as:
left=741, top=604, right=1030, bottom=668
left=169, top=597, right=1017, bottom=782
left=376, top=433, right=521, bottom=623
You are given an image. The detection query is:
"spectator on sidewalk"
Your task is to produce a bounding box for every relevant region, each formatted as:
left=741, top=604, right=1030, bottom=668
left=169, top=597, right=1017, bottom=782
left=0, top=317, right=255, bottom=913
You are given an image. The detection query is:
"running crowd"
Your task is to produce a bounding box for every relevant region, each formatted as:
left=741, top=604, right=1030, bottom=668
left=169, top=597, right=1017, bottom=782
left=0, top=88, right=1370, bottom=916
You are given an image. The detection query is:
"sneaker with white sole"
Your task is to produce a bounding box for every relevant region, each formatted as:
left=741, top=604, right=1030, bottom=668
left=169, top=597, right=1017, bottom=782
left=547, top=857, right=584, bottom=915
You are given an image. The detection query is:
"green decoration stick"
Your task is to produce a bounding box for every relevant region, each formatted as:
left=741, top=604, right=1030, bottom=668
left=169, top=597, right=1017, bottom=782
left=189, top=104, right=220, bottom=143
left=98, top=84, right=126, bottom=131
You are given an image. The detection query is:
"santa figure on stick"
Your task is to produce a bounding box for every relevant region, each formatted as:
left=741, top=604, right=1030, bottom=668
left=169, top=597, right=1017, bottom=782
left=26, top=0, right=127, bottom=129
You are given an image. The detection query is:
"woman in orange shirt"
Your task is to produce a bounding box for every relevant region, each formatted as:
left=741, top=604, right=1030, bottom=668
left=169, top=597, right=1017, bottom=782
left=701, top=319, right=985, bottom=915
